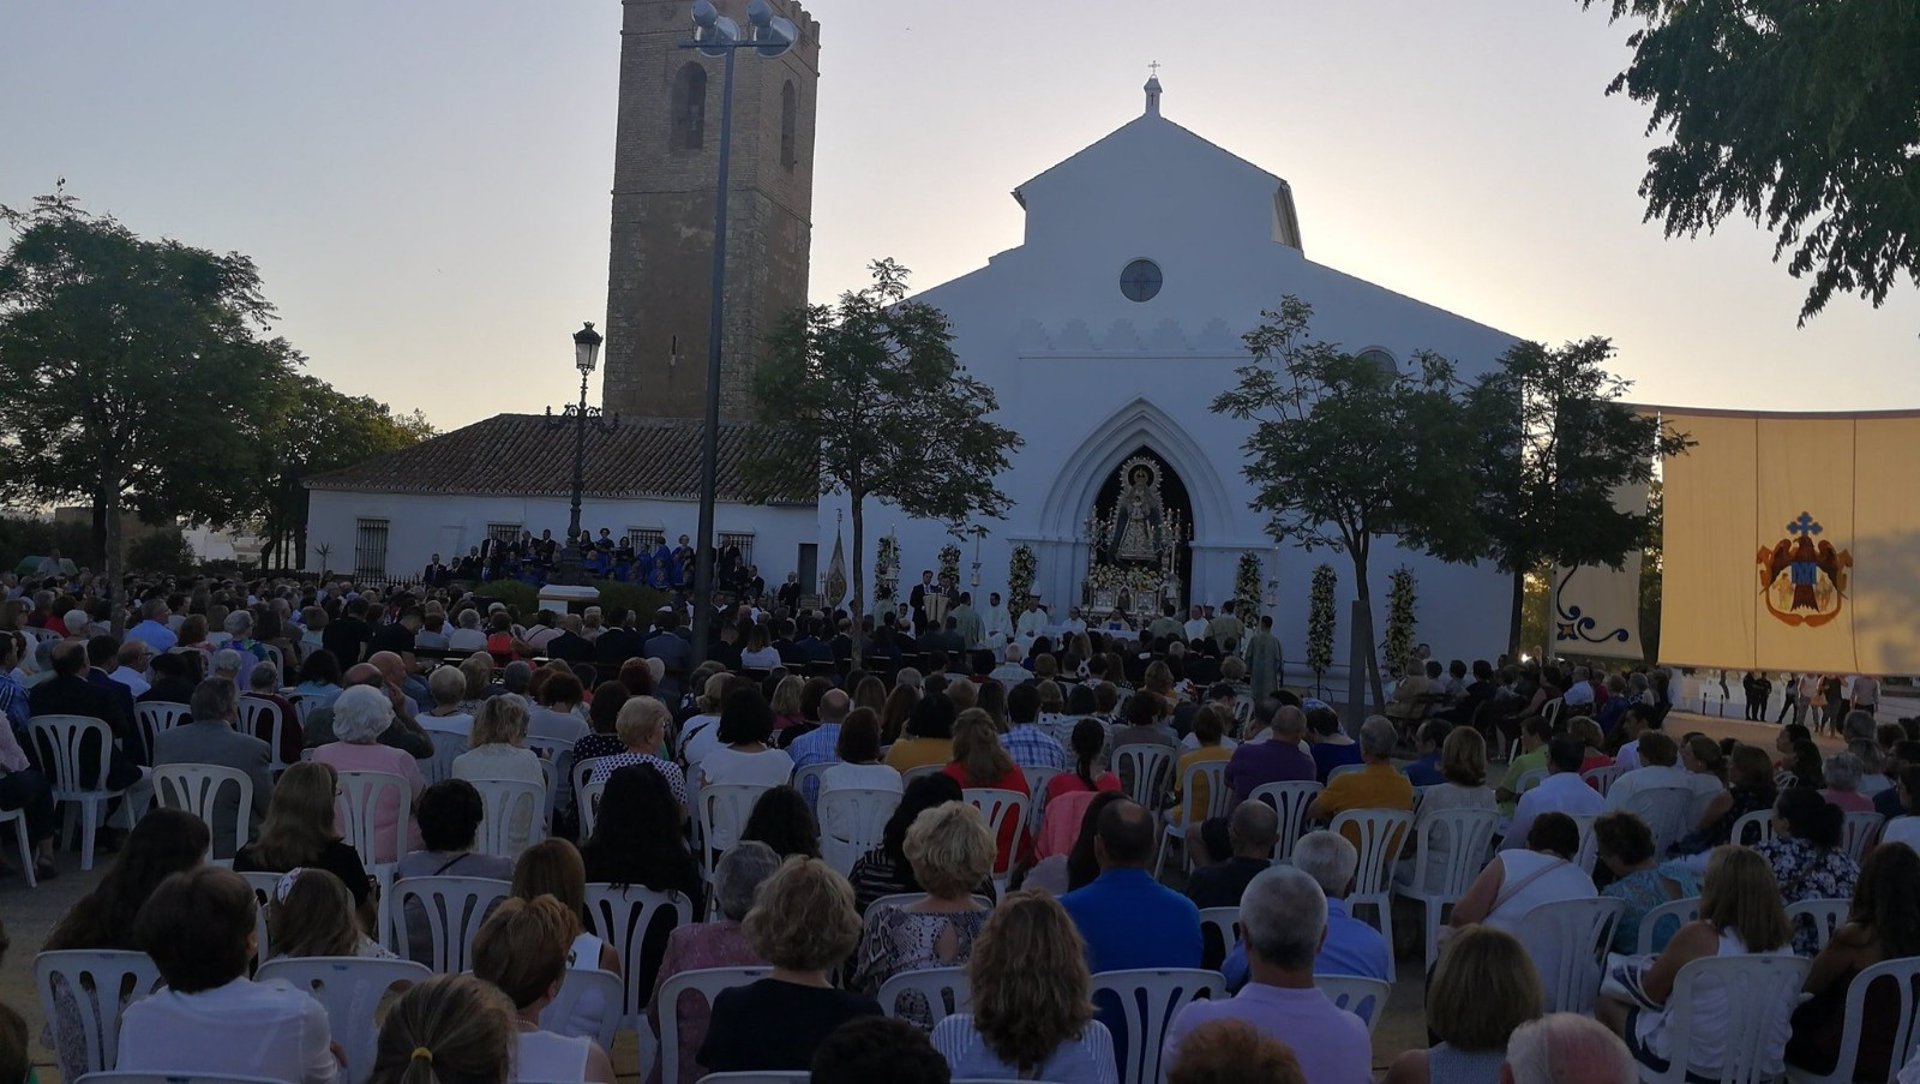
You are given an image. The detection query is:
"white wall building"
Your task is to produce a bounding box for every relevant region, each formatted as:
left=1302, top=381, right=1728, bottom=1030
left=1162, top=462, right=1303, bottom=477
left=309, top=79, right=1523, bottom=664
left=820, top=78, right=1521, bottom=662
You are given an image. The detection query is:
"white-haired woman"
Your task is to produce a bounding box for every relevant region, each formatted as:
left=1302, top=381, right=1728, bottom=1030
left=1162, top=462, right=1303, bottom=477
left=1820, top=752, right=1875, bottom=814
left=312, top=684, right=426, bottom=863
left=447, top=608, right=489, bottom=653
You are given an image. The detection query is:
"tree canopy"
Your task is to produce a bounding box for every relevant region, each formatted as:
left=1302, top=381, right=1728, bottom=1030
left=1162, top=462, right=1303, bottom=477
left=1211, top=296, right=1484, bottom=707
left=1466, top=336, right=1689, bottom=655
left=746, top=258, right=1022, bottom=661
left=1582, top=0, right=1920, bottom=322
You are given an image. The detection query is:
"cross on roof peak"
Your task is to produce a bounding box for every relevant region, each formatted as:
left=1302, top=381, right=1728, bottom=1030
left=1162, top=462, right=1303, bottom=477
left=1148, top=60, right=1161, bottom=77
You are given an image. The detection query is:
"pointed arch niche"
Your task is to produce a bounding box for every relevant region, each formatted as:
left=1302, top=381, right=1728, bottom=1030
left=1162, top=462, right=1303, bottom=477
left=1025, top=398, right=1238, bottom=611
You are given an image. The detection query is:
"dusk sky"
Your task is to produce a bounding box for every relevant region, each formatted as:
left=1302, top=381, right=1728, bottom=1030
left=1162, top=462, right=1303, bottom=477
left=4, top=0, right=1914, bottom=430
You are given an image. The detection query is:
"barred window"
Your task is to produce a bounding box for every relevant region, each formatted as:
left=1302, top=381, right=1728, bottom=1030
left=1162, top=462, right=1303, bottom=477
left=486, top=523, right=521, bottom=544
left=354, top=519, right=390, bottom=579
left=719, top=532, right=755, bottom=566
left=626, top=528, right=666, bottom=552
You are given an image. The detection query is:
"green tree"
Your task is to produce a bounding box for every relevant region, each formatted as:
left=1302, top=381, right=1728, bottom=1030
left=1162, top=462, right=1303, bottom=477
left=746, top=258, right=1023, bottom=666
left=1466, top=337, right=1689, bottom=657
left=252, top=372, right=433, bottom=570
left=1580, top=0, right=1920, bottom=323
left=1211, top=296, right=1484, bottom=709
left=0, top=187, right=295, bottom=625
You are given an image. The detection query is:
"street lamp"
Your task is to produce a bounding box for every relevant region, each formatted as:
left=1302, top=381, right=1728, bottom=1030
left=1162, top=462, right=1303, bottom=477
left=543, top=321, right=615, bottom=586
left=686, top=0, right=798, bottom=666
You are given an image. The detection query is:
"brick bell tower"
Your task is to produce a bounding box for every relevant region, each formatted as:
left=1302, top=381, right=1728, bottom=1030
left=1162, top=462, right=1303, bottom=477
left=602, top=0, right=822, bottom=421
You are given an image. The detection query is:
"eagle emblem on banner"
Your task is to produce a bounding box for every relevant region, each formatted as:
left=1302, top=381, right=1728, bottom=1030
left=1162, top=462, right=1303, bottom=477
left=1756, top=511, right=1851, bottom=627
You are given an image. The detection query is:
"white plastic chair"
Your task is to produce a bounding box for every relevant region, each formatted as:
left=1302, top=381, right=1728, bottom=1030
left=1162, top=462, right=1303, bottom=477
left=1021, top=764, right=1060, bottom=829
left=31, top=714, right=132, bottom=870
left=1620, top=785, right=1693, bottom=856
left=0, top=807, right=37, bottom=887
left=1329, top=808, right=1414, bottom=982
left=292, top=696, right=320, bottom=728
left=584, top=882, right=694, bottom=1024
left=1730, top=809, right=1774, bottom=847
left=1642, top=954, right=1811, bottom=1084
left=578, top=777, right=607, bottom=839
left=422, top=731, right=465, bottom=786
left=237, top=698, right=292, bottom=774
left=469, top=776, right=546, bottom=857
left=1840, top=811, right=1885, bottom=862
left=256, top=956, right=431, bottom=1084
left=1314, top=974, right=1392, bottom=1036
left=1392, top=807, right=1500, bottom=970
left=963, top=787, right=1029, bottom=896
left=153, top=763, right=255, bottom=865
left=1112, top=744, right=1174, bottom=808
left=73, top=1066, right=280, bottom=1074
left=818, top=786, right=901, bottom=876
left=1636, top=896, right=1702, bottom=956
left=876, top=965, right=971, bottom=1029
left=1784, top=898, right=1851, bottom=953
left=658, top=966, right=772, bottom=1084
left=1154, top=760, right=1231, bottom=878
left=1248, top=780, right=1323, bottom=862
left=1328, top=763, right=1364, bottom=782
left=1581, top=763, right=1623, bottom=796
left=1784, top=956, right=1920, bottom=1084
left=239, top=871, right=279, bottom=960
left=1088, top=968, right=1226, bottom=1084
left=539, top=966, right=623, bottom=1052
left=1197, top=907, right=1239, bottom=972
left=388, top=875, right=508, bottom=973
left=901, top=763, right=945, bottom=786
left=33, top=950, right=163, bottom=1078
left=133, top=701, right=192, bottom=762
left=696, top=783, right=770, bottom=882
left=1509, top=896, right=1624, bottom=1014
left=792, top=762, right=833, bottom=810
left=335, top=768, right=410, bottom=941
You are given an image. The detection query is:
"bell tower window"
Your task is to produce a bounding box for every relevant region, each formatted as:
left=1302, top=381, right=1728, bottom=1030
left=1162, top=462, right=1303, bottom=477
left=670, top=62, right=707, bottom=152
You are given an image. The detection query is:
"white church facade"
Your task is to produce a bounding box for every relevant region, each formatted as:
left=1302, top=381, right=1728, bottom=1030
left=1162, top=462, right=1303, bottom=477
left=308, top=78, right=1523, bottom=665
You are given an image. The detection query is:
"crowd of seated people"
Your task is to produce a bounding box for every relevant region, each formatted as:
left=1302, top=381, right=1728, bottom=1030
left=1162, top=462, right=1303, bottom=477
left=6, top=565, right=1920, bottom=1084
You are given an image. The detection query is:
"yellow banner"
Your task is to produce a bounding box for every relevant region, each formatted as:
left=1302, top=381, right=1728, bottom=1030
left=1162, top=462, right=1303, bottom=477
left=1658, top=410, right=1920, bottom=675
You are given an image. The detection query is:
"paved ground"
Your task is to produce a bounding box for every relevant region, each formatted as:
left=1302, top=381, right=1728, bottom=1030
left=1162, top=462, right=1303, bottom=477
left=1, top=703, right=1904, bottom=1081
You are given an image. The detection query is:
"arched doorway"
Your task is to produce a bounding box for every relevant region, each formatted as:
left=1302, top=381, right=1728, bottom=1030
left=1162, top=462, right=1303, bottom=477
left=1089, top=445, right=1194, bottom=605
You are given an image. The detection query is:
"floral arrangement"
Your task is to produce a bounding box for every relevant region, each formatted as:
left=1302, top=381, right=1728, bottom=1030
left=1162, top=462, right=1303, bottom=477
left=1234, top=552, right=1263, bottom=617
left=937, top=543, right=962, bottom=590
left=1384, top=567, right=1418, bottom=678
left=875, top=533, right=899, bottom=603
left=1085, top=563, right=1165, bottom=594
left=1008, top=544, right=1037, bottom=611
left=1307, top=564, right=1337, bottom=689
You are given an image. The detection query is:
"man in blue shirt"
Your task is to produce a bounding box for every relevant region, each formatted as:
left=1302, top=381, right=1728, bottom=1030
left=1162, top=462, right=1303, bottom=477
left=1060, top=798, right=1201, bottom=972
left=125, top=599, right=178, bottom=654
left=1403, top=719, right=1450, bottom=787
left=1222, top=829, right=1390, bottom=989
left=786, top=689, right=850, bottom=804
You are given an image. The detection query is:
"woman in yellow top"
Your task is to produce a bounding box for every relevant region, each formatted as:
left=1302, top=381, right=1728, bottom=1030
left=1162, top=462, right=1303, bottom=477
left=884, top=692, right=958, bottom=773
left=1168, top=704, right=1235, bottom=826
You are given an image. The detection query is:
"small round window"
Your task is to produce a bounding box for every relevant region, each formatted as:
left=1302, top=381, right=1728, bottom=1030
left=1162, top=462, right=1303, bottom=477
left=1119, top=259, right=1163, bottom=303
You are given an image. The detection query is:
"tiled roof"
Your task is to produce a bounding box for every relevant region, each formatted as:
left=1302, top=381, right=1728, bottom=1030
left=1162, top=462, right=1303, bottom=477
left=305, top=413, right=816, bottom=506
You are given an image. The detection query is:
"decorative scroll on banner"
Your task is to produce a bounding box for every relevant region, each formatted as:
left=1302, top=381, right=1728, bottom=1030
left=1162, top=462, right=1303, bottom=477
left=1550, top=479, right=1648, bottom=661
left=1656, top=409, right=1920, bottom=675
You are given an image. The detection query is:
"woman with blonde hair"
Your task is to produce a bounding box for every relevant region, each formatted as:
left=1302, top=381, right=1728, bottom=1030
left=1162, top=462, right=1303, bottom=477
left=678, top=672, right=735, bottom=769
left=469, top=895, right=615, bottom=1083
left=511, top=840, right=622, bottom=1040
left=769, top=675, right=806, bottom=733
left=268, top=867, right=395, bottom=960
left=1384, top=925, right=1543, bottom=1084
left=698, top=857, right=882, bottom=1073
left=237, top=761, right=375, bottom=915
left=370, top=974, right=516, bottom=1084
left=852, top=675, right=888, bottom=714
left=586, top=695, right=687, bottom=812
left=929, top=891, right=1116, bottom=1080
left=1143, top=660, right=1176, bottom=700
left=456, top=653, right=494, bottom=711
left=852, top=802, right=996, bottom=1021
left=941, top=707, right=1030, bottom=872
left=1598, top=845, right=1798, bottom=1079
left=1396, top=726, right=1497, bottom=891
left=449, top=694, right=546, bottom=855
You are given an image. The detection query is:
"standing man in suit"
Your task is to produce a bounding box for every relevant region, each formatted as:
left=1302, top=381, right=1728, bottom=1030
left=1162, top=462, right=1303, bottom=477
left=153, top=678, right=273, bottom=860
left=908, top=570, right=938, bottom=635
left=422, top=554, right=449, bottom=586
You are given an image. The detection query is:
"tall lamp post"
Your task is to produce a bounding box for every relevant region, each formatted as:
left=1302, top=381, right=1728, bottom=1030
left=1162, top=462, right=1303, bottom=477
left=685, top=0, right=798, bottom=666
left=543, top=322, right=615, bottom=586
